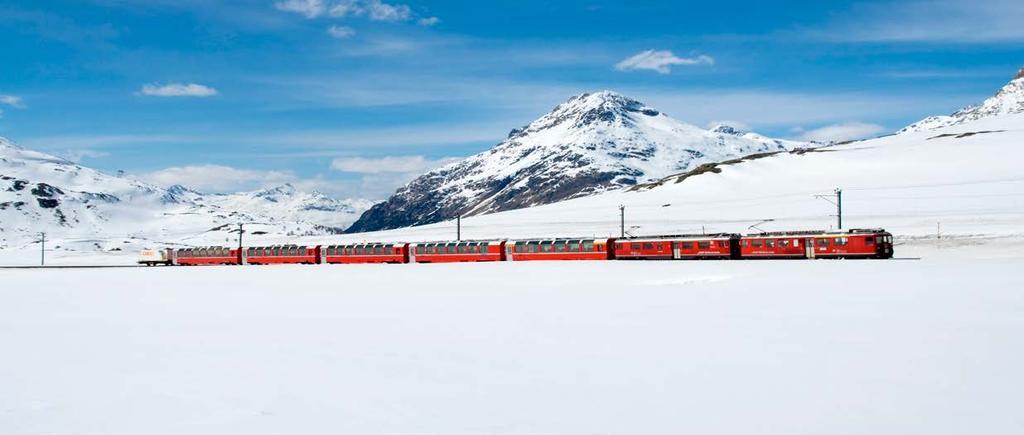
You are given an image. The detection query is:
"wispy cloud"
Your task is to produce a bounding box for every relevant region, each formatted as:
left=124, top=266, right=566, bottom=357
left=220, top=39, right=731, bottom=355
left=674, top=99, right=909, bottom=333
left=276, top=0, right=427, bottom=24
left=274, top=0, right=326, bottom=19
left=615, top=50, right=713, bottom=74
left=139, top=83, right=218, bottom=97
left=330, top=155, right=458, bottom=173
left=329, top=155, right=461, bottom=198
left=817, top=0, right=1024, bottom=43
left=416, top=16, right=440, bottom=26
left=139, top=164, right=303, bottom=193
left=797, top=121, right=886, bottom=142
left=327, top=24, right=355, bottom=38
left=0, top=95, right=26, bottom=109
left=365, top=0, right=410, bottom=21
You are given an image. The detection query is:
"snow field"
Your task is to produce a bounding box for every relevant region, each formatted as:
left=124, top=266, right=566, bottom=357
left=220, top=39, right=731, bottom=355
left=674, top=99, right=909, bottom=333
left=1, top=259, right=1022, bottom=434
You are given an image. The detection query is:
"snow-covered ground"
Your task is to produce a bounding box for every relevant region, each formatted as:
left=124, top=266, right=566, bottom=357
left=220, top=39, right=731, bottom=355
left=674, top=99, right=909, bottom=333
left=1, top=255, right=1021, bottom=434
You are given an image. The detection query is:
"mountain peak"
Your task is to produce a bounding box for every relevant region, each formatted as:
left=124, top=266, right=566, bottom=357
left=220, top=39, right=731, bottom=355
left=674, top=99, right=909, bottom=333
left=900, top=67, right=1024, bottom=133
left=346, top=91, right=808, bottom=233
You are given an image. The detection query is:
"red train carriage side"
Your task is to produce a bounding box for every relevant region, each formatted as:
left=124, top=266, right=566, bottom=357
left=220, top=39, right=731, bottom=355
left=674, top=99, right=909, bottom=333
left=614, top=234, right=738, bottom=260
left=740, top=229, right=894, bottom=259
left=323, top=243, right=409, bottom=264
left=175, top=246, right=241, bottom=266
left=504, top=238, right=615, bottom=261
left=409, top=240, right=505, bottom=263
left=245, top=245, right=320, bottom=265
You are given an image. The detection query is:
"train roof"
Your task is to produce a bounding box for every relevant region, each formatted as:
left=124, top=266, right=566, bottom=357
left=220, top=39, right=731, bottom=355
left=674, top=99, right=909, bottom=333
left=745, top=228, right=889, bottom=237
left=618, top=233, right=737, bottom=240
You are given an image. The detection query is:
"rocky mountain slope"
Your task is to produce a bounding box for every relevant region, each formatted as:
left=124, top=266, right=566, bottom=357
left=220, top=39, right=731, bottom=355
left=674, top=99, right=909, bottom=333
left=0, top=138, right=372, bottom=251
left=346, top=91, right=810, bottom=233
left=900, top=67, right=1024, bottom=133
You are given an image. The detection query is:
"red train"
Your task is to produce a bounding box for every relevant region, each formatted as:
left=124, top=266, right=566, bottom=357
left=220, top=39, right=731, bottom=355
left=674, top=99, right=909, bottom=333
left=156, top=229, right=893, bottom=266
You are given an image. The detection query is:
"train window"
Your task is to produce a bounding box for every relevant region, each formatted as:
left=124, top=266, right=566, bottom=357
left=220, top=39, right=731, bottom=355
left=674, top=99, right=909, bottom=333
left=779, top=240, right=789, bottom=248
left=541, top=241, right=553, bottom=252
left=751, top=240, right=762, bottom=248
left=817, top=239, right=829, bottom=247
left=372, top=245, right=381, bottom=254
left=865, top=237, right=875, bottom=245
left=515, top=242, right=525, bottom=253
left=631, top=243, right=640, bottom=250
left=457, top=244, right=467, bottom=254
left=766, top=240, right=775, bottom=248
left=582, top=241, right=594, bottom=252
left=683, top=241, right=694, bottom=249
left=793, top=239, right=800, bottom=246
left=643, top=243, right=654, bottom=250
left=835, top=237, right=849, bottom=246
left=528, top=242, right=538, bottom=253
left=568, top=240, right=580, bottom=252
left=554, top=243, right=566, bottom=252
left=698, top=241, right=710, bottom=249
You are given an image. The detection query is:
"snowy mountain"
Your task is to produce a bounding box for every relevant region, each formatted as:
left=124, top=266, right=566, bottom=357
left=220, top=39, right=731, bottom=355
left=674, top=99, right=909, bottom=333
left=346, top=91, right=810, bottom=233
left=900, top=67, right=1024, bottom=133
left=0, top=138, right=372, bottom=251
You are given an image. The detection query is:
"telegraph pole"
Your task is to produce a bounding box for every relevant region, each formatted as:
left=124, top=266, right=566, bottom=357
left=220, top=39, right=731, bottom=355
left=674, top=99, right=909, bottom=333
left=618, top=205, right=625, bottom=237
left=40, top=232, right=45, bottom=266
left=457, top=215, right=461, bottom=241
left=836, top=188, right=842, bottom=230
left=815, top=188, right=843, bottom=230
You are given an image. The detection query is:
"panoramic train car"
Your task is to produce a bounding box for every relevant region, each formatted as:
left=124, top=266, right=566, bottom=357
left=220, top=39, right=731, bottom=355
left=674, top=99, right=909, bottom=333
left=409, top=240, right=505, bottom=263
left=740, top=229, right=894, bottom=259
left=245, top=245, right=320, bottom=265
left=504, top=238, right=615, bottom=261
left=174, top=246, right=241, bottom=266
left=323, top=243, right=409, bottom=264
left=614, top=234, right=739, bottom=260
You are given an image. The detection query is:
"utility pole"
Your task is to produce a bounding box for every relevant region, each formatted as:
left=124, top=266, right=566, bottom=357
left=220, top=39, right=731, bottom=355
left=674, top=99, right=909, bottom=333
left=836, top=188, right=843, bottom=230
left=618, top=205, right=625, bottom=238
left=815, top=188, right=843, bottom=230
left=457, top=215, right=461, bottom=241
left=237, top=223, right=244, bottom=251
left=40, top=232, right=45, bottom=266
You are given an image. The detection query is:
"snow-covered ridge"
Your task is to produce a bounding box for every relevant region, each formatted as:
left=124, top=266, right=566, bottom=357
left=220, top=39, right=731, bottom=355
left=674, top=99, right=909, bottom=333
left=346, top=91, right=811, bottom=233
left=1, top=138, right=372, bottom=251
left=900, top=67, right=1024, bottom=133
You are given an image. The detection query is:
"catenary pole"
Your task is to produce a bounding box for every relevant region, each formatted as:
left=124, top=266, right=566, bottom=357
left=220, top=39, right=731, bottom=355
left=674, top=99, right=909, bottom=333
left=836, top=188, right=843, bottom=230
left=40, top=232, right=45, bottom=266
left=619, top=205, right=625, bottom=237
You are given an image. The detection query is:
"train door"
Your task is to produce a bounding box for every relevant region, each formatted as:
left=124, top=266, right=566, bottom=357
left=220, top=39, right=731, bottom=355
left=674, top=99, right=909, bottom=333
left=805, top=238, right=815, bottom=259
left=409, top=245, right=417, bottom=263
left=505, top=243, right=514, bottom=261
left=672, top=242, right=681, bottom=259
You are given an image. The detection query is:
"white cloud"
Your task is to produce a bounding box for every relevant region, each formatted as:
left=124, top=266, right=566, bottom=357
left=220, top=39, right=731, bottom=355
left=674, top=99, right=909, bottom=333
left=417, top=16, right=440, bottom=26
left=328, top=0, right=362, bottom=17
left=615, top=50, right=713, bottom=74
left=798, top=122, right=886, bottom=143
left=139, top=83, right=218, bottom=97
left=274, top=0, right=326, bottom=19
left=327, top=25, right=355, bottom=38
left=0, top=95, right=26, bottom=109
left=330, top=155, right=458, bottom=174
left=365, top=0, right=411, bottom=21
left=139, top=164, right=302, bottom=193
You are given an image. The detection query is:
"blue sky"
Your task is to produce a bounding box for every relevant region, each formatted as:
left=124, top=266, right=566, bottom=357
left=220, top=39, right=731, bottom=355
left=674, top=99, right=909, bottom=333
left=1, top=0, right=1022, bottom=199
